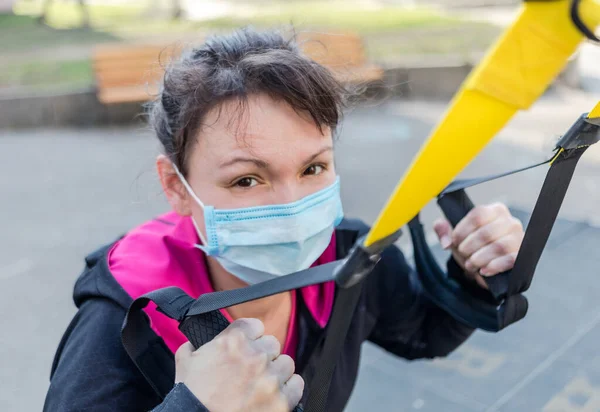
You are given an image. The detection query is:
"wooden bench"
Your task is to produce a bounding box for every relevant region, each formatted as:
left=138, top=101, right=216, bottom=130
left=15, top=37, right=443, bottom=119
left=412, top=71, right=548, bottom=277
left=93, top=32, right=383, bottom=105
left=297, top=31, right=384, bottom=85
left=92, top=43, right=183, bottom=105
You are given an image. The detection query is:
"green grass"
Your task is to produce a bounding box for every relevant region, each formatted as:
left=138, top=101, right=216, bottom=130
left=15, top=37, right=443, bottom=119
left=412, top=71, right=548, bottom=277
left=13, top=0, right=146, bottom=29
left=198, top=3, right=465, bottom=33
left=0, top=58, right=92, bottom=90
left=366, top=24, right=500, bottom=61
left=0, top=13, right=118, bottom=54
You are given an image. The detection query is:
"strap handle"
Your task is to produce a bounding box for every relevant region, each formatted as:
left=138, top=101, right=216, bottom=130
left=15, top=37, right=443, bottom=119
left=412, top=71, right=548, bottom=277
left=121, top=287, right=195, bottom=399
left=437, top=189, right=510, bottom=300
left=412, top=144, right=589, bottom=332
left=436, top=153, right=555, bottom=300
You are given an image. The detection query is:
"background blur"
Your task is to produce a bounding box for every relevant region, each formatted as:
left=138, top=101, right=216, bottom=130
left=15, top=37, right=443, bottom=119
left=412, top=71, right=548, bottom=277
left=1, top=0, right=600, bottom=411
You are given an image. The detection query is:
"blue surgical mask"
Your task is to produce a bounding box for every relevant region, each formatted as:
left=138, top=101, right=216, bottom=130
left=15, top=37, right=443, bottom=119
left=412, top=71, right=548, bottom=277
left=173, top=165, right=344, bottom=284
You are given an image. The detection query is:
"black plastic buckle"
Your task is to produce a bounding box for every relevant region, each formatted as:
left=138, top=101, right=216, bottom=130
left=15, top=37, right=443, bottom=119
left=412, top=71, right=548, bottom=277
left=334, top=230, right=402, bottom=288
left=556, top=113, right=600, bottom=150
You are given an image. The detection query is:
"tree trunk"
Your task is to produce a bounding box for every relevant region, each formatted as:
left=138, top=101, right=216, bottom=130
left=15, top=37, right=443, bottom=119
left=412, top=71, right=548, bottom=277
left=78, top=0, right=90, bottom=28
left=172, top=0, right=182, bottom=20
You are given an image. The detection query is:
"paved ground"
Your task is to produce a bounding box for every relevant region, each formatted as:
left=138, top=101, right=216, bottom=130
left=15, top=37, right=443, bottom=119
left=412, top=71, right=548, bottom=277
left=1, top=87, right=600, bottom=411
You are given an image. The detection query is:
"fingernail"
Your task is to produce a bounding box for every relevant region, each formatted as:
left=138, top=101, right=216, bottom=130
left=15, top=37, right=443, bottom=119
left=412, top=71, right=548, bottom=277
left=480, top=268, right=490, bottom=276
left=441, top=235, right=452, bottom=249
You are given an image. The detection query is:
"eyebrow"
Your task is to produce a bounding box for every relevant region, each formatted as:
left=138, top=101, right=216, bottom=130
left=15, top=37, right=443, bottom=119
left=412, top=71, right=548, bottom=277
left=219, top=146, right=333, bottom=169
left=219, top=156, right=269, bottom=169
left=302, top=146, right=333, bottom=165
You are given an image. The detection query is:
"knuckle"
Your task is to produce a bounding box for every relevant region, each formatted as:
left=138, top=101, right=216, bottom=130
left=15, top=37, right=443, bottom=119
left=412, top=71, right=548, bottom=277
left=214, top=334, right=229, bottom=351
left=466, top=257, right=480, bottom=271
left=278, top=354, right=295, bottom=369
left=451, top=231, right=461, bottom=245
left=244, top=317, right=265, bottom=335
left=480, top=227, right=495, bottom=243
left=509, top=232, right=523, bottom=249
left=264, top=335, right=281, bottom=354
left=229, top=329, right=246, bottom=346
left=457, top=240, right=469, bottom=256
left=494, top=239, right=510, bottom=255
left=218, top=329, right=246, bottom=355
left=232, top=317, right=252, bottom=326
left=433, top=218, right=447, bottom=230
left=249, top=351, right=269, bottom=372
left=470, top=208, right=489, bottom=227
left=492, top=202, right=509, bottom=215
left=513, top=232, right=525, bottom=248
left=257, top=375, right=280, bottom=397
left=229, top=317, right=264, bottom=339
left=272, top=354, right=294, bottom=378
left=511, top=217, right=524, bottom=232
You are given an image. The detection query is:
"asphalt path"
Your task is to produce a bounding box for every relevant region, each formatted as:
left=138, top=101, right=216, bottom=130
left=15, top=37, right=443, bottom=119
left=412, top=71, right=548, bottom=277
left=2, top=89, right=600, bottom=411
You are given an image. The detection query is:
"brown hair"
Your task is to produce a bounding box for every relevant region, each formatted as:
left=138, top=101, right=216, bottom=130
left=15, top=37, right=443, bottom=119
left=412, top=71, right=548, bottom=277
left=149, top=27, right=348, bottom=175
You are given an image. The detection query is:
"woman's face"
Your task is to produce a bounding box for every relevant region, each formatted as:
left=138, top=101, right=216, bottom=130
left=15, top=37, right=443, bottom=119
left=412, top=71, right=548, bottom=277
left=159, top=93, right=337, bottom=240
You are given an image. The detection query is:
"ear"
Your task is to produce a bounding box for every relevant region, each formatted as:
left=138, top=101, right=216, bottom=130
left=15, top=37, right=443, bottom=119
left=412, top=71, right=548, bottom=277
left=156, top=155, right=193, bottom=216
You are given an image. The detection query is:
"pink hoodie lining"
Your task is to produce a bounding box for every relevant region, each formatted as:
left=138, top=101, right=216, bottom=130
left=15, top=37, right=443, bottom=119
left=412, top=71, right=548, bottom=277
left=108, top=211, right=336, bottom=358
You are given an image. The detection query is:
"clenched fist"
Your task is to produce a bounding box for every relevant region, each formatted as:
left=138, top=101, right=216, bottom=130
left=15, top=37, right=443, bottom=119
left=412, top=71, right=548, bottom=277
left=434, top=202, right=524, bottom=290
left=175, top=318, right=304, bottom=412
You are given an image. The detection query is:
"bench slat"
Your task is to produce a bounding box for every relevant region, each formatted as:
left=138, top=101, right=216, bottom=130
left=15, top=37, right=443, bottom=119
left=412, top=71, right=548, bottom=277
left=98, top=85, right=159, bottom=104
left=94, top=59, right=165, bottom=72
left=93, top=45, right=178, bottom=60
left=96, top=70, right=163, bottom=88
left=331, top=65, right=385, bottom=83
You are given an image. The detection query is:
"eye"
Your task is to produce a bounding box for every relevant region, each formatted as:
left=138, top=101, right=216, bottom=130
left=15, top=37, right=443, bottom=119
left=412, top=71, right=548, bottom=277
left=303, top=164, right=325, bottom=176
left=234, top=177, right=259, bottom=188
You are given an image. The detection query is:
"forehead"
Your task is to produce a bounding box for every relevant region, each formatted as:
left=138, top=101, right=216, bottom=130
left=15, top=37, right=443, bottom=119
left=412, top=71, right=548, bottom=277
left=195, top=94, right=333, bottom=159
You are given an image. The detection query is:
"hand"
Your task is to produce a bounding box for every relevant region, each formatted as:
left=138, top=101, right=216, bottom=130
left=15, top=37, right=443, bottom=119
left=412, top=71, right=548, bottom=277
left=175, top=318, right=304, bottom=412
left=433, top=203, right=524, bottom=290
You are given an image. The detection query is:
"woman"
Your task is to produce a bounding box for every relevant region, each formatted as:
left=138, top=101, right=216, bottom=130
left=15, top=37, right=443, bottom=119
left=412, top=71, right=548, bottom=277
left=44, top=28, right=525, bottom=412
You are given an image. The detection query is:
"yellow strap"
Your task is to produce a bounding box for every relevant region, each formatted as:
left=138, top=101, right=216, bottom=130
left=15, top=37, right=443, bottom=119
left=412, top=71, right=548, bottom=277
left=550, top=148, right=564, bottom=165
left=365, top=0, right=600, bottom=246
left=588, top=101, right=600, bottom=118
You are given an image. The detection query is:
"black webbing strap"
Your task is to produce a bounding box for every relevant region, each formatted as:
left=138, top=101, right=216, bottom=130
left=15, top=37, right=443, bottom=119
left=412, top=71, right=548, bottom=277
left=570, top=0, right=600, bottom=42
left=185, top=261, right=341, bottom=317
left=121, top=287, right=195, bottom=398
left=440, top=155, right=554, bottom=197
left=303, top=282, right=364, bottom=412
left=507, top=147, right=586, bottom=296
left=411, top=145, right=589, bottom=332
left=524, top=0, right=600, bottom=42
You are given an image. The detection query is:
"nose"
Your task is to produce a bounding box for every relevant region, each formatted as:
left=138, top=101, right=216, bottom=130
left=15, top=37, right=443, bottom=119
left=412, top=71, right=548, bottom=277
left=271, top=182, right=302, bottom=205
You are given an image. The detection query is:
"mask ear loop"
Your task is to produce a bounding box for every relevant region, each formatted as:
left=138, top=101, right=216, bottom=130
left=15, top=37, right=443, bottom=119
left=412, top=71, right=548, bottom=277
left=172, top=163, right=210, bottom=247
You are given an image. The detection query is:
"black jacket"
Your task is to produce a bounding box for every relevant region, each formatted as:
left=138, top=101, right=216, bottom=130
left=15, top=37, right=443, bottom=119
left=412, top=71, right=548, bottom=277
left=44, top=218, right=475, bottom=412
